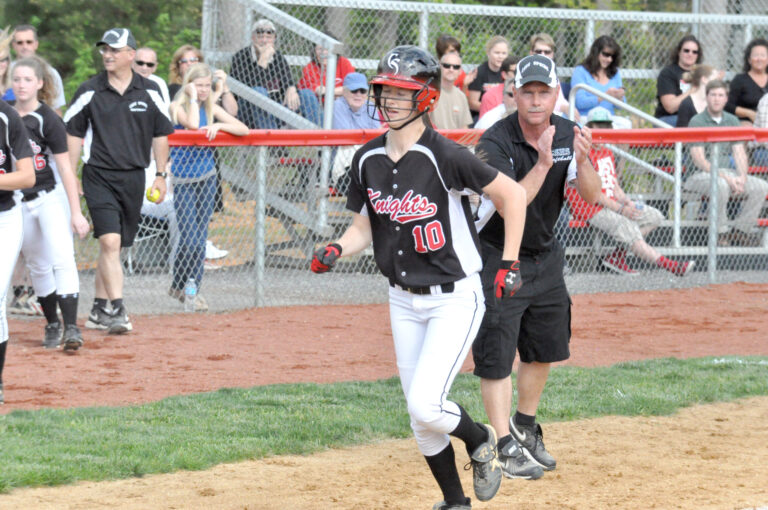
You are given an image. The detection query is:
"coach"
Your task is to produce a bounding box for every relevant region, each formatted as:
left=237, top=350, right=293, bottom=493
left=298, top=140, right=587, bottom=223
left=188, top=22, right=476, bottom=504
left=472, top=55, right=601, bottom=478
left=65, top=28, right=174, bottom=335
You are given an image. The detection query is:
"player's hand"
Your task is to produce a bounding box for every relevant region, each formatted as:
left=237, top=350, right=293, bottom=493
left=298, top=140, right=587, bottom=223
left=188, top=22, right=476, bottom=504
left=311, top=243, right=342, bottom=273
left=536, top=125, right=555, bottom=168
left=150, top=176, right=167, bottom=204
left=71, top=213, right=91, bottom=240
left=494, top=259, right=522, bottom=300
left=573, top=125, right=592, bottom=165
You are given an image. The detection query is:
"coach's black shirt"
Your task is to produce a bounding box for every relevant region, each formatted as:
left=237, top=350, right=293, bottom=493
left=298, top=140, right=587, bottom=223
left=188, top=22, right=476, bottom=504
left=64, top=71, right=174, bottom=170
left=17, top=102, right=68, bottom=197
left=475, top=112, right=577, bottom=253
left=0, top=101, right=35, bottom=211
left=346, top=127, right=498, bottom=287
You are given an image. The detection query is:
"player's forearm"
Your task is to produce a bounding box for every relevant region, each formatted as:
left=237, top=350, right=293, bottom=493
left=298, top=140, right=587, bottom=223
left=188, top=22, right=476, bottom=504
left=0, top=158, right=35, bottom=190
left=67, top=135, right=83, bottom=175
left=499, top=185, right=526, bottom=261
left=53, top=153, right=84, bottom=216
left=336, top=214, right=372, bottom=257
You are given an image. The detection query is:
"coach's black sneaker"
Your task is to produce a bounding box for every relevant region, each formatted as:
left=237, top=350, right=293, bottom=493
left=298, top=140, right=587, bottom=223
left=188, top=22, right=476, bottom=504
left=62, top=324, right=84, bottom=352
left=498, top=436, right=544, bottom=479
left=107, top=306, right=133, bottom=335
left=85, top=307, right=111, bottom=330
left=432, top=498, right=471, bottom=510
left=467, top=423, right=502, bottom=502
left=43, top=322, right=62, bottom=349
left=510, top=417, right=557, bottom=471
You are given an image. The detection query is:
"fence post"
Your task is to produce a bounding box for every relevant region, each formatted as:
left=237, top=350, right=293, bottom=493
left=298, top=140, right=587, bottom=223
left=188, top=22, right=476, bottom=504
left=673, top=142, right=683, bottom=248
left=419, top=8, right=430, bottom=50
left=201, top=0, right=215, bottom=55
left=585, top=19, right=594, bottom=57
left=253, top=146, right=268, bottom=307
left=707, top=144, right=719, bottom=283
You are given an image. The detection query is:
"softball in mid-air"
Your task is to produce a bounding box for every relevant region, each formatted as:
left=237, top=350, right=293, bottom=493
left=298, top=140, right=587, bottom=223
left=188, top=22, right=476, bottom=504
left=146, top=187, right=161, bottom=203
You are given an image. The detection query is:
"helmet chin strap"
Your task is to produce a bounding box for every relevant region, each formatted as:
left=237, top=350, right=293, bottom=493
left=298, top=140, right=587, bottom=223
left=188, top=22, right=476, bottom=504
left=388, top=109, right=427, bottom=131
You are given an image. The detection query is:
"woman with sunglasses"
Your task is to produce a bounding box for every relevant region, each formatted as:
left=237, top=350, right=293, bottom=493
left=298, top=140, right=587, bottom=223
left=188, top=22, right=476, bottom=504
left=725, top=38, right=768, bottom=126
left=571, top=36, right=631, bottom=129
left=655, top=34, right=703, bottom=126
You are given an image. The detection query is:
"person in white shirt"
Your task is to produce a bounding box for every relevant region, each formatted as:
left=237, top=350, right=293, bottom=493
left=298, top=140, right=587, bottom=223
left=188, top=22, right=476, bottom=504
left=132, top=46, right=170, bottom=105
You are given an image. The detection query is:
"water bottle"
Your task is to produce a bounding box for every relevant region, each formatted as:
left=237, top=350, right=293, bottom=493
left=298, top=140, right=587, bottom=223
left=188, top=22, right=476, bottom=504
left=635, top=194, right=645, bottom=211
left=184, top=278, right=197, bottom=312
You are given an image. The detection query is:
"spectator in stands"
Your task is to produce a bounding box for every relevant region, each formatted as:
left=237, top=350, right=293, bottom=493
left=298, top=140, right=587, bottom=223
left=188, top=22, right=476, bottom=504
left=687, top=80, right=768, bottom=246
left=431, top=52, right=472, bottom=129
left=725, top=38, right=768, bottom=126
left=468, top=35, right=509, bottom=120
left=435, top=34, right=475, bottom=98
left=132, top=46, right=170, bottom=105
left=752, top=92, right=768, bottom=164
left=571, top=35, right=632, bottom=129
left=168, top=63, right=248, bottom=310
left=655, top=34, right=702, bottom=126
left=169, top=44, right=203, bottom=99
left=332, top=72, right=380, bottom=130
left=478, top=55, right=518, bottom=120
left=12, top=24, right=66, bottom=114
left=567, top=107, right=695, bottom=276
left=230, top=19, right=321, bottom=128
left=0, top=28, right=12, bottom=101
left=677, top=64, right=720, bottom=128
left=474, top=75, right=516, bottom=130
left=298, top=42, right=355, bottom=106
left=528, top=32, right=573, bottom=119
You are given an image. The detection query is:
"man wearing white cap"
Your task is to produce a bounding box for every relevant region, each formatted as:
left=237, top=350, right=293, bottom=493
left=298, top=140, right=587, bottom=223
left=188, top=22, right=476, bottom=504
left=472, top=54, right=601, bottom=480
left=65, top=28, right=175, bottom=336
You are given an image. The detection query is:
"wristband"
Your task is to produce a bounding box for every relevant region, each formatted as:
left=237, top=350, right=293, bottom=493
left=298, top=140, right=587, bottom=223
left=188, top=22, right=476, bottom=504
left=155, top=172, right=168, bottom=178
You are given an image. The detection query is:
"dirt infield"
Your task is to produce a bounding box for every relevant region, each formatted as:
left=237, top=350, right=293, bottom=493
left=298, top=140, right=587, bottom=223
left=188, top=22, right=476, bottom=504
left=2, top=282, right=768, bottom=508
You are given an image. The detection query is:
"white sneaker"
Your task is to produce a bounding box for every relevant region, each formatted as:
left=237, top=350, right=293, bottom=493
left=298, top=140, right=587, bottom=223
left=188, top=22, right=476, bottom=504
left=205, top=240, right=228, bottom=259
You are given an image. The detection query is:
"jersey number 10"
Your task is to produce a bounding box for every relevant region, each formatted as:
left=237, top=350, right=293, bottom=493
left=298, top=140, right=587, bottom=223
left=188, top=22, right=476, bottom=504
left=412, top=220, right=446, bottom=253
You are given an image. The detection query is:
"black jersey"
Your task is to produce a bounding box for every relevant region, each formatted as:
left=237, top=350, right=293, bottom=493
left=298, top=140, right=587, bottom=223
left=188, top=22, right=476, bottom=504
left=475, top=112, right=578, bottom=253
left=64, top=71, right=174, bottom=170
left=17, top=102, right=68, bottom=197
left=346, top=127, right=498, bottom=287
left=0, top=100, right=35, bottom=211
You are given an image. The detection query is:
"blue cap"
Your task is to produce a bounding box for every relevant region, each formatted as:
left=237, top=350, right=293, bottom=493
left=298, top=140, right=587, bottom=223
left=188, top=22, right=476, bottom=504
left=343, top=72, right=368, bottom=91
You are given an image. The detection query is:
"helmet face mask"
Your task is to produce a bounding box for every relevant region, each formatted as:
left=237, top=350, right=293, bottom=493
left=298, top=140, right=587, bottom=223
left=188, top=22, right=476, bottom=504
left=369, top=45, right=441, bottom=128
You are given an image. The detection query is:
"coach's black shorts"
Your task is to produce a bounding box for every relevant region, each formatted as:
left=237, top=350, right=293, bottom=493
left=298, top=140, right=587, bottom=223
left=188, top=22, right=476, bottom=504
left=472, top=241, right=572, bottom=380
left=82, top=165, right=145, bottom=247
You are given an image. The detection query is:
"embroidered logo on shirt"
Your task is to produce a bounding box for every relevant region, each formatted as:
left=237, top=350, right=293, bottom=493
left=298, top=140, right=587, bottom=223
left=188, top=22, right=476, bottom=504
left=0, top=150, right=6, bottom=166
left=129, top=101, right=148, bottom=112
left=552, top=147, right=572, bottom=163
left=368, top=188, right=438, bottom=223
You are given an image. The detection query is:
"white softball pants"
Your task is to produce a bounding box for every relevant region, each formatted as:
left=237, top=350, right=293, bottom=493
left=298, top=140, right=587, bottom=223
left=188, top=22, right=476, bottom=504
left=1, top=205, right=24, bottom=343
left=389, top=273, right=485, bottom=456
left=20, top=186, right=79, bottom=296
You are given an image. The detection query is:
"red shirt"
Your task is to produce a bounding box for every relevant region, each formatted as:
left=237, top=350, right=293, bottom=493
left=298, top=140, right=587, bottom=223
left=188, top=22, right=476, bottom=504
left=478, top=83, right=504, bottom=118
left=297, top=57, right=356, bottom=93
left=566, top=147, right=616, bottom=221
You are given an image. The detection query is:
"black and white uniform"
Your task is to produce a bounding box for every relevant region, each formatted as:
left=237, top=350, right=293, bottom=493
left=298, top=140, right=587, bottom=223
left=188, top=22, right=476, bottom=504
left=347, top=127, right=498, bottom=456
left=0, top=101, right=35, bottom=344
left=17, top=103, right=79, bottom=300
left=64, top=71, right=174, bottom=246
left=472, top=113, right=578, bottom=379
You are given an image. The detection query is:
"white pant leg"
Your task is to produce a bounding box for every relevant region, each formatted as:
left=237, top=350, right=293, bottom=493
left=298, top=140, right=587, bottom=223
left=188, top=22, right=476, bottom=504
left=733, top=175, right=768, bottom=233
left=1, top=206, right=24, bottom=343
left=683, top=171, right=731, bottom=233
left=389, top=274, right=486, bottom=456
left=21, top=188, right=79, bottom=296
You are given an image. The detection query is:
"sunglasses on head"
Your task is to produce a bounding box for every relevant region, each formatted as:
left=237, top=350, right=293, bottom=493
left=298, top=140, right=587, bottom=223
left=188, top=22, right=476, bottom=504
left=349, top=89, right=367, bottom=94
left=441, top=63, right=461, bottom=70
left=682, top=48, right=699, bottom=54
left=600, top=51, right=615, bottom=58
left=256, top=29, right=275, bottom=35
left=179, top=57, right=200, bottom=64
left=136, top=60, right=156, bottom=68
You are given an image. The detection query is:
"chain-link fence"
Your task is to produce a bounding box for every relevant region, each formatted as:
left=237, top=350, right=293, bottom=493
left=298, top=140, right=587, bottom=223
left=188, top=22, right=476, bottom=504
left=203, top=0, right=768, bottom=129
left=58, top=127, right=768, bottom=315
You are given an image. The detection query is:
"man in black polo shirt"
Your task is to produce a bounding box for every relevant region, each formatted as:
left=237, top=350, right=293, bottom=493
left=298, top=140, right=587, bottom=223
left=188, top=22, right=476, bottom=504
left=472, top=55, right=602, bottom=479
left=65, top=28, right=174, bottom=335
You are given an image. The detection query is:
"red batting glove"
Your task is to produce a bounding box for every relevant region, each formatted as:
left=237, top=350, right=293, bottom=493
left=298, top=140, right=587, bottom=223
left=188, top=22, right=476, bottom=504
left=494, top=259, right=522, bottom=300
left=311, top=243, right=342, bottom=273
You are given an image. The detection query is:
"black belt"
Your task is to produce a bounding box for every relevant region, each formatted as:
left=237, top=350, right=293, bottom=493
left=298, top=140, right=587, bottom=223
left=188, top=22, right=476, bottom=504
left=391, top=282, right=455, bottom=295
left=22, top=186, right=55, bottom=202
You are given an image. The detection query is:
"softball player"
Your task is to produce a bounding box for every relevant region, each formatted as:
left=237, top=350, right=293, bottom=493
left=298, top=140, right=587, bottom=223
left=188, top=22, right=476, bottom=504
left=311, top=46, right=527, bottom=509
left=11, top=57, right=90, bottom=351
left=0, top=99, right=37, bottom=405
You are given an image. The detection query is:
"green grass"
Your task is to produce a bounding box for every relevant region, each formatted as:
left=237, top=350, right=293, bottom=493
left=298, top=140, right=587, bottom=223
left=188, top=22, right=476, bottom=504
left=0, top=356, right=766, bottom=492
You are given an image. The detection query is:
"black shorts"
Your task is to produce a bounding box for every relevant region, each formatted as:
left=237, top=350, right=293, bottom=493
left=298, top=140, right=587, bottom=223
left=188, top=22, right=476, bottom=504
left=82, top=165, right=145, bottom=247
left=472, top=241, right=572, bottom=379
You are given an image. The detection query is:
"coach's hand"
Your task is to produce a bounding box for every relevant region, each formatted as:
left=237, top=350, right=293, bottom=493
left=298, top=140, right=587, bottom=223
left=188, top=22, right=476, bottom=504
left=311, top=243, right=342, bottom=273
left=150, top=176, right=167, bottom=204
left=494, top=259, right=522, bottom=300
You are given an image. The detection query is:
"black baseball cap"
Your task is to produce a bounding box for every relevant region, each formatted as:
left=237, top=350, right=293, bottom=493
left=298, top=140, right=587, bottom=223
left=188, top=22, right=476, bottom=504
left=96, top=28, right=136, bottom=50
left=514, top=54, right=557, bottom=88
